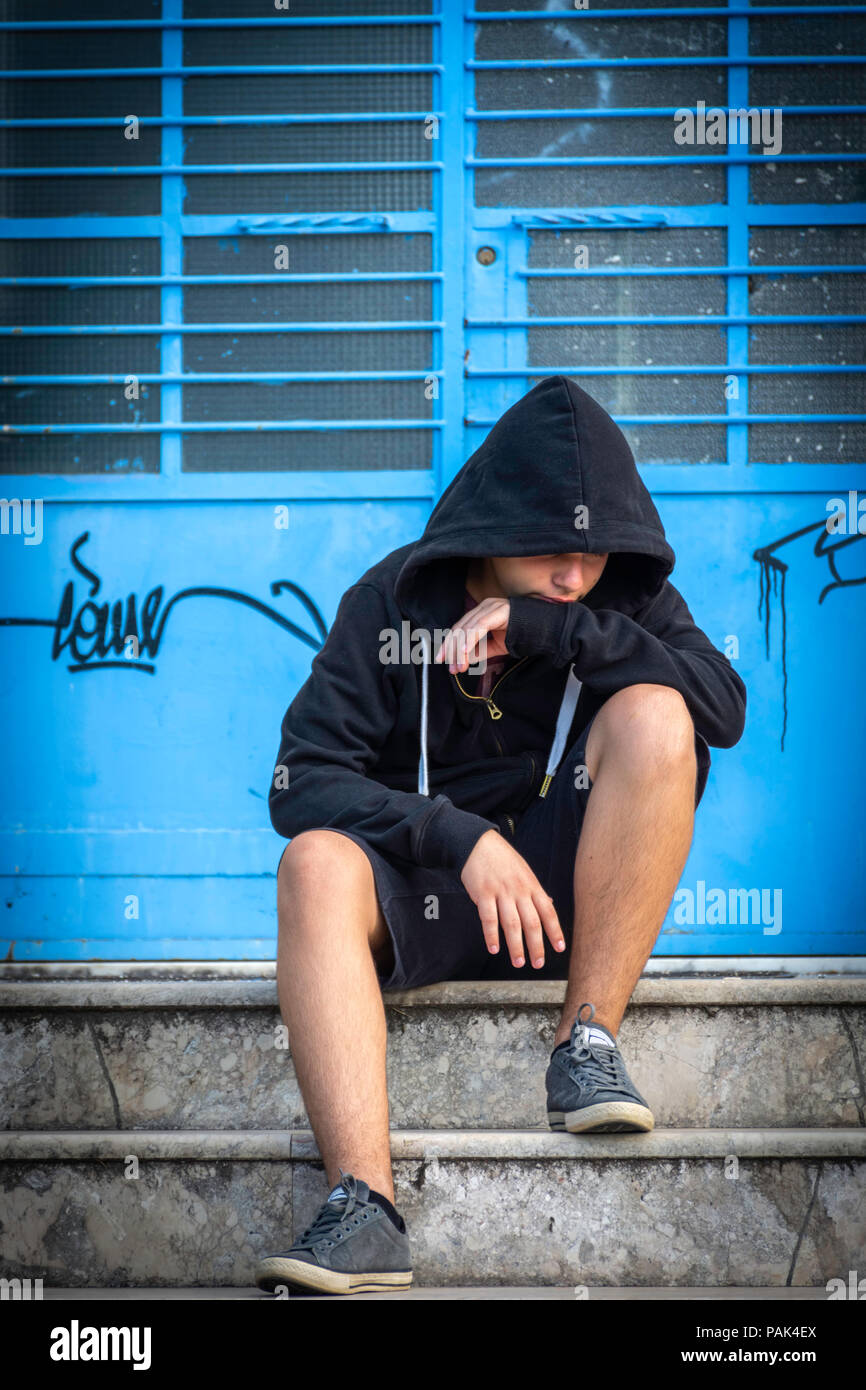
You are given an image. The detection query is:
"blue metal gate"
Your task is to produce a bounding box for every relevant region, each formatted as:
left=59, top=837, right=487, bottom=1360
left=1, top=1, right=863, bottom=960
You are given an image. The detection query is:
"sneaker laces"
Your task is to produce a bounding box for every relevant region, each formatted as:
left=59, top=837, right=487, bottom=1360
left=565, top=1002, right=632, bottom=1096
left=293, top=1168, right=362, bottom=1250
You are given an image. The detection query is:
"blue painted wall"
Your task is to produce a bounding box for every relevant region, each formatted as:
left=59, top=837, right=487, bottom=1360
left=1, top=1, right=864, bottom=959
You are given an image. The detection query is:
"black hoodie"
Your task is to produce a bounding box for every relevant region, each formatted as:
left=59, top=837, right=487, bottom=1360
left=268, top=376, right=747, bottom=874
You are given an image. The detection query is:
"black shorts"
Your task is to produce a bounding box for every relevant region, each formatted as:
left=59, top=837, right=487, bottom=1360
left=278, top=713, right=708, bottom=993
left=312, top=713, right=603, bottom=991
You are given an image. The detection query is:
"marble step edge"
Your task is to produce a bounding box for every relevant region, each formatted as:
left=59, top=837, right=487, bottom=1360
left=4, top=958, right=864, bottom=982
left=34, top=1286, right=834, bottom=1301
left=2, top=976, right=865, bottom=1010
left=2, top=1128, right=865, bottom=1162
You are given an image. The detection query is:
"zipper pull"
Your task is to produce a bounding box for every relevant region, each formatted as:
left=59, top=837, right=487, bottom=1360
left=486, top=700, right=503, bottom=720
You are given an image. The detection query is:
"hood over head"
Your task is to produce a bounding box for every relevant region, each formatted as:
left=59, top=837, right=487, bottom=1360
left=394, top=375, right=676, bottom=798
left=394, top=374, right=674, bottom=628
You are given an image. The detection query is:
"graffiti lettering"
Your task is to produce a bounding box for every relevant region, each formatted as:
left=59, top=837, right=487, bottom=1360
left=0, top=531, right=328, bottom=674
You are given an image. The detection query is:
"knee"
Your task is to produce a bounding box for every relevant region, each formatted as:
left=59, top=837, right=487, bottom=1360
left=592, top=684, right=696, bottom=774
left=277, top=829, right=372, bottom=901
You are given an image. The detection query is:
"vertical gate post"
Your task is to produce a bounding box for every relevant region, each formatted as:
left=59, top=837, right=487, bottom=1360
left=438, top=0, right=469, bottom=495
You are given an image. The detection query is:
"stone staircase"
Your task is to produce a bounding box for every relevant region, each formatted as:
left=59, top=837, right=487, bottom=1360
left=1, top=964, right=864, bottom=1294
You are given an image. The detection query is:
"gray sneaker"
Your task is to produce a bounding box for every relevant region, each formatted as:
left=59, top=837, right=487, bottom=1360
left=546, top=1001, right=655, bottom=1133
left=255, top=1169, right=413, bottom=1295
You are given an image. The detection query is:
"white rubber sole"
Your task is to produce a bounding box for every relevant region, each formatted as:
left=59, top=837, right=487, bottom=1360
left=255, top=1256, right=413, bottom=1295
left=548, top=1101, right=655, bottom=1133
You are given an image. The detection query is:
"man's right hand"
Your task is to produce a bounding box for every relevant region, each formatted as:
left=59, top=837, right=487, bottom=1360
left=460, top=829, right=567, bottom=968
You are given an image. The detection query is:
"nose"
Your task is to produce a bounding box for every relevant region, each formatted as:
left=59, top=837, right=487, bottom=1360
left=553, top=560, right=586, bottom=592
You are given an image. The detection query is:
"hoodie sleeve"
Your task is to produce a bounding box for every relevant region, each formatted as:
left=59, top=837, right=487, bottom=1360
left=504, top=580, right=746, bottom=749
left=268, top=581, right=498, bottom=874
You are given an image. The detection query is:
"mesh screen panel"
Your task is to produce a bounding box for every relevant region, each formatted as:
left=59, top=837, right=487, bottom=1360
left=181, top=232, right=433, bottom=471
left=474, top=16, right=727, bottom=207
left=182, top=73, right=433, bottom=118
left=749, top=225, right=866, bottom=462
left=0, top=8, right=160, bottom=216
left=0, top=238, right=161, bottom=474
left=0, top=5, right=437, bottom=474
left=749, top=15, right=866, bottom=204
left=182, top=17, right=433, bottom=215
left=182, top=429, right=431, bottom=473
left=527, top=229, right=728, bottom=464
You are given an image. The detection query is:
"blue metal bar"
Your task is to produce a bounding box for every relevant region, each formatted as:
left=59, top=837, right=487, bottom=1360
left=0, top=465, right=861, bottom=504
left=466, top=414, right=866, bottom=426
left=3, top=372, right=444, bottom=384
left=160, top=0, right=183, bottom=482
left=6, top=156, right=851, bottom=178
left=467, top=56, right=864, bottom=68
left=0, top=322, right=442, bottom=335
left=3, top=162, right=442, bottom=176
left=467, top=105, right=866, bottom=120
left=465, top=365, right=866, bottom=377
left=6, top=365, right=861, bottom=386
left=3, top=105, right=860, bottom=127
left=476, top=204, right=866, bottom=228
left=0, top=14, right=443, bottom=27
left=1, top=205, right=855, bottom=237
left=468, top=314, right=866, bottom=326
left=0, top=213, right=438, bottom=237
left=439, top=0, right=468, bottom=497
left=8, top=415, right=863, bottom=435
left=0, top=470, right=438, bottom=502
left=178, top=212, right=434, bottom=234
left=466, top=5, right=866, bottom=15
left=1, top=113, right=446, bottom=128
left=8, top=313, right=861, bottom=334
left=3, top=54, right=861, bottom=79
left=726, top=0, right=750, bottom=474
left=4, top=420, right=445, bottom=434
left=515, top=266, right=866, bottom=277
left=0, top=64, right=444, bottom=78
left=466, top=155, right=866, bottom=167
left=506, top=220, right=531, bottom=397
left=0, top=273, right=444, bottom=286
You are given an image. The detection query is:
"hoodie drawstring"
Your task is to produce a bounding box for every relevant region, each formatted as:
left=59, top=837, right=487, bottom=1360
left=417, top=631, right=430, bottom=796
left=417, top=642, right=582, bottom=804
left=539, top=665, right=583, bottom=797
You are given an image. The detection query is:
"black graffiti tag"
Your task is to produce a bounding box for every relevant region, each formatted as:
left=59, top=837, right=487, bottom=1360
left=753, top=517, right=865, bottom=752
left=1, top=531, right=328, bottom=673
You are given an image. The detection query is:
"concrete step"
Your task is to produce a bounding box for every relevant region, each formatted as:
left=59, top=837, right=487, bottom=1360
left=1, top=1127, right=863, bottom=1288
left=2, top=973, right=864, bottom=1131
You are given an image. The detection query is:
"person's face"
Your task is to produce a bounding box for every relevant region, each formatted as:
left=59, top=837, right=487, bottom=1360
left=473, top=553, right=609, bottom=604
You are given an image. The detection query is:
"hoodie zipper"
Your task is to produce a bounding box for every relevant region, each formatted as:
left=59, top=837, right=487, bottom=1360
left=451, top=661, right=536, bottom=833
left=451, top=655, right=529, bottom=725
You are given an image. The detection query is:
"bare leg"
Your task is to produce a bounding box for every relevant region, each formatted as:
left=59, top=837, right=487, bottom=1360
left=553, top=684, right=698, bottom=1046
left=277, top=829, right=396, bottom=1203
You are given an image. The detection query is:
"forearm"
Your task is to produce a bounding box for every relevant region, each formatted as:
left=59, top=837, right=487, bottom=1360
left=505, top=593, right=746, bottom=749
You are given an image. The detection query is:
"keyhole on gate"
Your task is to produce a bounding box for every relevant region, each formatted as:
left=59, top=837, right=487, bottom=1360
left=476, top=246, right=497, bottom=266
